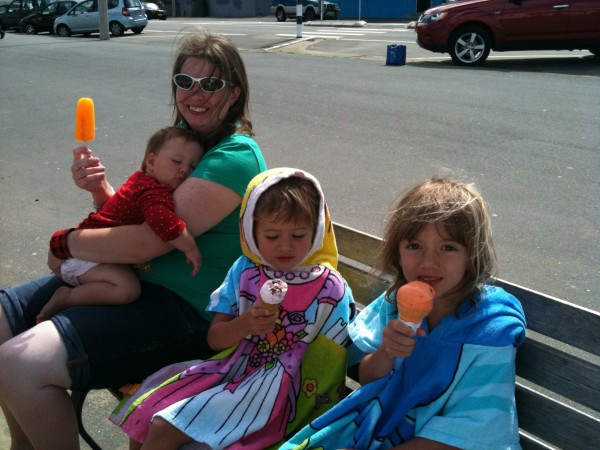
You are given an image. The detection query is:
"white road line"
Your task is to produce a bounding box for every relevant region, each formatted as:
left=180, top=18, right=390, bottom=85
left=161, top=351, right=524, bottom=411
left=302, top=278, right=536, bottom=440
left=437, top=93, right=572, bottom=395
left=312, top=29, right=387, bottom=34
left=277, top=33, right=343, bottom=39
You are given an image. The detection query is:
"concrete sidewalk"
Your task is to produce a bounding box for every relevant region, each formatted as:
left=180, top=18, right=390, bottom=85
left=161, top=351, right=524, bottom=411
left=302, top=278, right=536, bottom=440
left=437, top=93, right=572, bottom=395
left=304, top=18, right=416, bottom=28
left=0, top=390, right=128, bottom=449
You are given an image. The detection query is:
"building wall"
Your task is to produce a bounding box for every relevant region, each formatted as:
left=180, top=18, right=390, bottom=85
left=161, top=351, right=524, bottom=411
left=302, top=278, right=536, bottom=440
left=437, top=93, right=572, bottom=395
left=336, top=0, right=444, bottom=19
left=206, top=0, right=271, bottom=17
left=172, top=0, right=444, bottom=19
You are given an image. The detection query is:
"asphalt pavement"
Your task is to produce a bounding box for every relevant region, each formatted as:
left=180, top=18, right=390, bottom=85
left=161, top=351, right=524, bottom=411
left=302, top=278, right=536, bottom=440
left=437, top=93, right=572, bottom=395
left=0, top=18, right=598, bottom=449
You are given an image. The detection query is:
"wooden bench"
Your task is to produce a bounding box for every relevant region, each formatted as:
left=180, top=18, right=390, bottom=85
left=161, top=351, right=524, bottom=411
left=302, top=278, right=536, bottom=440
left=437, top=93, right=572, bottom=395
left=335, top=223, right=600, bottom=450
left=72, top=222, right=600, bottom=450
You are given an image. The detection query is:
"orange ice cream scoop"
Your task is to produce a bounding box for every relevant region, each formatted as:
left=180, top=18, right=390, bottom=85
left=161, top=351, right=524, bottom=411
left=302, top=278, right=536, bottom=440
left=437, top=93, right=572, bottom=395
left=75, top=97, right=95, bottom=143
left=397, top=280, right=435, bottom=324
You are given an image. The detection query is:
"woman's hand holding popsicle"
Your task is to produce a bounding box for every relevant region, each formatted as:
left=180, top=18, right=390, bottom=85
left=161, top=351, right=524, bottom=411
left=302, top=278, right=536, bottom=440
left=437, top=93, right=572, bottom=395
left=72, top=97, right=114, bottom=205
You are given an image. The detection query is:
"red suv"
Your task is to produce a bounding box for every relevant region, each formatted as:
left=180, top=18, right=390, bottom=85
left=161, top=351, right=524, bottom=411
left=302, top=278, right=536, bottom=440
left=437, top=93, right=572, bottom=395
left=415, top=0, right=600, bottom=65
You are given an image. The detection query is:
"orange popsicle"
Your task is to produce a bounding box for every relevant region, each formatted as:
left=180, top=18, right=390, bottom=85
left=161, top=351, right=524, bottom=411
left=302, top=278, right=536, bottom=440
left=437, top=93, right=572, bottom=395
left=75, top=97, right=95, bottom=143
left=397, top=280, right=435, bottom=325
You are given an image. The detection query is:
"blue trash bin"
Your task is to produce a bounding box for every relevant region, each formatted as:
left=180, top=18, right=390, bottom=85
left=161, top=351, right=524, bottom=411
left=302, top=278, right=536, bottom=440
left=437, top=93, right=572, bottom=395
left=386, top=44, right=406, bottom=66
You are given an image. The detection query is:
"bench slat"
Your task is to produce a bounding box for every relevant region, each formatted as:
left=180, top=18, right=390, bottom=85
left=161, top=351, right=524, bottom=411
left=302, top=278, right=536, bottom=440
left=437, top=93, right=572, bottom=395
left=516, top=338, right=600, bottom=411
left=338, top=257, right=390, bottom=308
left=497, top=280, right=600, bottom=357
left=334, top=222, right=381, bottom=267
left=516, top=383, right=600, bottom=449
left=519, top=433, right=553, bottom=450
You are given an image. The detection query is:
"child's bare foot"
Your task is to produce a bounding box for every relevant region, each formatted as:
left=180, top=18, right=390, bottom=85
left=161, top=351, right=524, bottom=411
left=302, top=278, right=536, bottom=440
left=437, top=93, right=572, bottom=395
left=37, top=286, right=72, bottom=323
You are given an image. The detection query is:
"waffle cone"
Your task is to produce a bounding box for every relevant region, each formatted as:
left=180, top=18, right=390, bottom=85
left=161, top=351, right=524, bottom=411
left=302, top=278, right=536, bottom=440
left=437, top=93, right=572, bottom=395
left=260, top=300, right=281, bottom=312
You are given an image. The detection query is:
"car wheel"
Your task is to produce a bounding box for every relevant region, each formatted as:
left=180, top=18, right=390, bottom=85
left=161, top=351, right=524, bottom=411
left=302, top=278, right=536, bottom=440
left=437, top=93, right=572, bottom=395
left=275, top=7, right=286, bottom=22
left=304, top=8, right=317, bottom=21
left=109, top=21, right=125, bottom=37
left=448, top=26, right=491, bottom=66
left=132, top=26, right=144, bottom=34
left=24, top=23, right=37, bottom=35
left=56, top=24, right=71, bottom=37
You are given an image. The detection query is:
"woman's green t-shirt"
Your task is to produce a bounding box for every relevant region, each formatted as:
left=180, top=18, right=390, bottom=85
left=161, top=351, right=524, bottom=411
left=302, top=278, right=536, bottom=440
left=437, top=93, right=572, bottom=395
left=136, top=133, right=267, bottom=320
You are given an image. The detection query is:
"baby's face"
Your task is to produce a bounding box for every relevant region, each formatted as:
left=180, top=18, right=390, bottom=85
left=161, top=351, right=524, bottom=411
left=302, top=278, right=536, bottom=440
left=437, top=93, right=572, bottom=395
left=145, top=137, right=202, bottom=189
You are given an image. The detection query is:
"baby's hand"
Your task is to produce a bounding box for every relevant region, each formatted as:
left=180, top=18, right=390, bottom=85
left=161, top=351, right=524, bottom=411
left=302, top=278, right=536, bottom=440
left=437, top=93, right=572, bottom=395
left=185, top=248, right=202, bottom=276
left=240, top=306, right=278, bottom=335
left=381, top=319, right=425, bottom=359
left=47, top=249, right=64, bottom=277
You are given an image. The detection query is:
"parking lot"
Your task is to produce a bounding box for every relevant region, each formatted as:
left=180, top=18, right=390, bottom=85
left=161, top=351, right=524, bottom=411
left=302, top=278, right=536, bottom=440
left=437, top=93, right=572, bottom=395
left=1, top=15, right=599, bottom=450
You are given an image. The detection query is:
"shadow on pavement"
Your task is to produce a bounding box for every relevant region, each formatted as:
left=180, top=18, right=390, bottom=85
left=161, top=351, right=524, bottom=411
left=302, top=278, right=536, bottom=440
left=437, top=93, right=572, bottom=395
left=406, top=55, right=600, bottom=77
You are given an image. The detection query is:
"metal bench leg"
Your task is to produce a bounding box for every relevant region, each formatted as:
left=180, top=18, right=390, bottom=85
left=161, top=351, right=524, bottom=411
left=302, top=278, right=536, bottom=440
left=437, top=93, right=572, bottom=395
left=70, top=389, right=103, bottom=450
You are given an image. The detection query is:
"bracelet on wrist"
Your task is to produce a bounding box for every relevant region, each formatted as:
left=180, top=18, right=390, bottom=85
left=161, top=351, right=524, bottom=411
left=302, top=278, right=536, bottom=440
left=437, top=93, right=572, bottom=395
left=49, top=228, right=76, bottom=260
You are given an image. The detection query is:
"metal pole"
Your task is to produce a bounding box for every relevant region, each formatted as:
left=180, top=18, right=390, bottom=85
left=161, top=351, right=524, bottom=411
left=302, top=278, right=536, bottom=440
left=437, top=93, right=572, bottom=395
left=98, top=0, right=109, bottom=40
left=358, top=0, right=361, bottom=22
left=296, top=0, right=302, bottom=38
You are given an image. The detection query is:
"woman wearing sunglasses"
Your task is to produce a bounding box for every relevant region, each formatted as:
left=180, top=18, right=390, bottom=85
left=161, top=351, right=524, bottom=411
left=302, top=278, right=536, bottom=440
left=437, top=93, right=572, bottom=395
left=0, top=30, right=267, bottom=450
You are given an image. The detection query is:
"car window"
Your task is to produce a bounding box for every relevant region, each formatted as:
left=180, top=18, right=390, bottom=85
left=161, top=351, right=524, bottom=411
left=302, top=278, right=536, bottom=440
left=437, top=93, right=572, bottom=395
left=43, top=2, right=57, bottom=13
left=108, top=0, right=118, bottom=8
left=72, top=0, right=94, bottom=14
left=7, top=0, right=19, bottom=13
left=57, top=1, right=73, bottom=13
left=124, top=0, right=141, bottom=8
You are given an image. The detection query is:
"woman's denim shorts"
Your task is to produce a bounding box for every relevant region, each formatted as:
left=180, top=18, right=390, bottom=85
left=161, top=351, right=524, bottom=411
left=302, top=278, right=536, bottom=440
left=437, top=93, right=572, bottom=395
left=1, top=275, right=212, bottom=390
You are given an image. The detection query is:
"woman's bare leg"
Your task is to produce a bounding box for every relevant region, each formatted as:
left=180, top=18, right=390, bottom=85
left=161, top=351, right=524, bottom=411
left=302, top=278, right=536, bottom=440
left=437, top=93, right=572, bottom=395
left=0, top=320, right=79, bottom=450
left=0, top=304, right=14, bottom=346
left=0, top=306, right=34, bottom=450
left=0, top=403, right=34, bottom=450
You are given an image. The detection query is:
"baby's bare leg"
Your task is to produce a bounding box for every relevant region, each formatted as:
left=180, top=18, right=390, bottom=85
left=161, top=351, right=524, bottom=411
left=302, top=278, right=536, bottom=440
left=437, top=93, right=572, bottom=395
left=37, top=286, right=72, bottom=323
left=37, top=264, right=141, bottom=322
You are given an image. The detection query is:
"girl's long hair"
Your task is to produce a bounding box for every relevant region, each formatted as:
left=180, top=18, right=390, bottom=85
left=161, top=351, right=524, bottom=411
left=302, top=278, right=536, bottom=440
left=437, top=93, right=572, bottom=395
left=378, top=177, right=497, bottom=309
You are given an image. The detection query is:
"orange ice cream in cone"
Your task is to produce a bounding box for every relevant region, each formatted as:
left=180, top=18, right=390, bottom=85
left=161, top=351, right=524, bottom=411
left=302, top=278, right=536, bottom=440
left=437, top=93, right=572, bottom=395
left=260, top=279, right=288, bottom=312
left=397, top=280, right=435, bottom=328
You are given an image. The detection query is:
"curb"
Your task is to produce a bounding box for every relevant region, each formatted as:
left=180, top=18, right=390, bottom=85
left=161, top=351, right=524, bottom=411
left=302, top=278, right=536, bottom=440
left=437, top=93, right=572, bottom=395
left=304, top=20, right=415, bottom=29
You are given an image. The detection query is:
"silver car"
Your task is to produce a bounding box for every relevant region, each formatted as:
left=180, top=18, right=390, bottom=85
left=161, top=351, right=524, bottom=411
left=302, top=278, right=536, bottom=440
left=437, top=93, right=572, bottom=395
left=53, top=0, right=147, bottom=37
left=271, top=0, right=340, bottom=22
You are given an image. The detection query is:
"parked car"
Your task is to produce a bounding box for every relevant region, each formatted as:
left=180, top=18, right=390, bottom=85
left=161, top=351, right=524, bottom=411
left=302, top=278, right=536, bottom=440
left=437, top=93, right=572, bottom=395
left=19, top=0, right=75, bottom=33
left=53, top=0, right=147, bottom=37
left=142, top=2, right=165, bottom=20
left=0, top=0, right=48, bottom=31
left=415, top=0, right=600, bottom=66
left=271, top=0, right=339, bottom=22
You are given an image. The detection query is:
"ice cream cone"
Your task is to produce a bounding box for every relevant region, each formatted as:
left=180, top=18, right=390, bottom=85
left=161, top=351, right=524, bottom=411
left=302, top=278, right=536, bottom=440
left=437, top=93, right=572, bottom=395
left=260, top=302, right=282, bottom=313
left=397, top=280, right=435, bottom=326
left=259, top=278, right=288, bottom=312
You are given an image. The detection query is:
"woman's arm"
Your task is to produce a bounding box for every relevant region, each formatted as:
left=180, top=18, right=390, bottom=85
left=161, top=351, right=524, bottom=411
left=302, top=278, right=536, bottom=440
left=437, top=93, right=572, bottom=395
left=66, top=177, right=242, bottom=263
